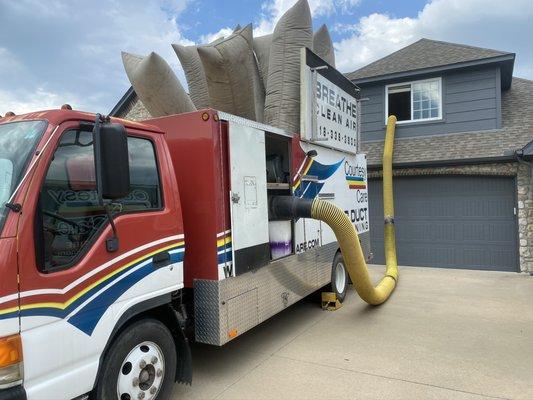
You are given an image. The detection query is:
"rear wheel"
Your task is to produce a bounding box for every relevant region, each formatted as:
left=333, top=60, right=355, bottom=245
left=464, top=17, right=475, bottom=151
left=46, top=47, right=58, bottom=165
left=95, top=319, right=177, bottom=400
left=330, top=252, right=348, bottom=302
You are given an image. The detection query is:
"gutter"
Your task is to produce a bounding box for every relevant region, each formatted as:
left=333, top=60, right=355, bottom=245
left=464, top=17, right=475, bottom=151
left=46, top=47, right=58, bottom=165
left=367, top=155, right=516, bottom=171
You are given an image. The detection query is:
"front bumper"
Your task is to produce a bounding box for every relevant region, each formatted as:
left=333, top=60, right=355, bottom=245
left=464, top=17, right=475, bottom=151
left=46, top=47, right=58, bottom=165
left=0, top=386, right=26, bottom=400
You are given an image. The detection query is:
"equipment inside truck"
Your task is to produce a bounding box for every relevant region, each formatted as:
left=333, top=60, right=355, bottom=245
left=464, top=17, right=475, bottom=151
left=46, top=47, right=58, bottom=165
left=265, top=132, right=293, bottom=261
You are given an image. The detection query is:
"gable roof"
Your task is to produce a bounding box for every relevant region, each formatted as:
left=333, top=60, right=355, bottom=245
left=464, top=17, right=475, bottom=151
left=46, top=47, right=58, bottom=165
left=346, top=39, right=515, bottom=88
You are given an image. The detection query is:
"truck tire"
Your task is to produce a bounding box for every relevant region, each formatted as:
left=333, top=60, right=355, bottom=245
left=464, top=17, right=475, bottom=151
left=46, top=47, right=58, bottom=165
left=330, top=252, right=348, bottom=303
left=95, top=318, right=177, bottom=400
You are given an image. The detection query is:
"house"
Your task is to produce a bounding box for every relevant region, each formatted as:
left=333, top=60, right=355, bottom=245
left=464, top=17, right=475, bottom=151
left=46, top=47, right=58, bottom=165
left=347, top=38, right=532, bottom=273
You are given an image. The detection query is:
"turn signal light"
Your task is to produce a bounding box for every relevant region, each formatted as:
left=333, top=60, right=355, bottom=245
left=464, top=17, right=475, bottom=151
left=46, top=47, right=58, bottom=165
left=0, top=335, right=22, bottom=368
left=0, top=334, right=23, bottom=389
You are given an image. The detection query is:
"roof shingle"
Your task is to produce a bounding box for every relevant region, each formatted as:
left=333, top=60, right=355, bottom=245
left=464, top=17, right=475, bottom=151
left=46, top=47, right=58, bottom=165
left=347, top=38, right=512, bottom=81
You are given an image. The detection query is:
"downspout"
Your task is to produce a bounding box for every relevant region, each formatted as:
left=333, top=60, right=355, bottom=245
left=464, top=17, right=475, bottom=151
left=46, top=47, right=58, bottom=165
left=270, top=116, right=399, bottom=305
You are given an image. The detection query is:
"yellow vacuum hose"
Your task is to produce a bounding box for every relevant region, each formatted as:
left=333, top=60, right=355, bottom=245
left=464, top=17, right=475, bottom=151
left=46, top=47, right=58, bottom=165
left=311, top=116, right=398, bottom=305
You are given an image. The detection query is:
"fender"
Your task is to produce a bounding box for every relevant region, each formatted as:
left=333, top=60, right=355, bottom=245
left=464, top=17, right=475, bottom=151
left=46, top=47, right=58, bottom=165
left=92, top=292, right=192, bottom=392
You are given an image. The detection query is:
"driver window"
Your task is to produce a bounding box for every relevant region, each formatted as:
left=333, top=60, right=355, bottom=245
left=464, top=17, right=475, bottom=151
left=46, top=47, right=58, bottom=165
left=37, top=129, right=161, bottom=272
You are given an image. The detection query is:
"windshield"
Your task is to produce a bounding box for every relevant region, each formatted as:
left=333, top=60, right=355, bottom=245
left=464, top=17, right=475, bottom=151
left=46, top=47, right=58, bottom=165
left=0, top=120, right=47, bottom=234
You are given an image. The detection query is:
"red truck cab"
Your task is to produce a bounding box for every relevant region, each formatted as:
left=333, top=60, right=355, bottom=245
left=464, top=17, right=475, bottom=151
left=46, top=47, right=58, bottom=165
left=0, top=110, right=191, bottom=400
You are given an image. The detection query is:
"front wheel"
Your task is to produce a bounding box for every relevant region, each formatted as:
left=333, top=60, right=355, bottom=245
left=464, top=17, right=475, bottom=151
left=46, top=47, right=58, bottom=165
left=330, top=252, right=348, bottom=303
left=95, top=319, right=177, bottom=400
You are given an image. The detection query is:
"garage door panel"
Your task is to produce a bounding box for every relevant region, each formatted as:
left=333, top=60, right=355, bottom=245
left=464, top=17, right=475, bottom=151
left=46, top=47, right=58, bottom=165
left=462, top=223, right=515, bottom=242
left=368, top=176, right=518, bottom=272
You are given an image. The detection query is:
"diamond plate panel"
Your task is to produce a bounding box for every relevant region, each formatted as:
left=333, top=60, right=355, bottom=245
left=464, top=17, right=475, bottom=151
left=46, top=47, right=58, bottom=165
left=194, top=279, right=222, bottom=345
left=194, top=235, right=373, bottom=346
left=226, top=288, right=259, bottom=339
left=195, top=242, right=340, bottom=346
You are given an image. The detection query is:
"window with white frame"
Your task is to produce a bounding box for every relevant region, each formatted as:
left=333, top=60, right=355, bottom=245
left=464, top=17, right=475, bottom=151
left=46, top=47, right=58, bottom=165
left=386, top=78, right=442, bottom=123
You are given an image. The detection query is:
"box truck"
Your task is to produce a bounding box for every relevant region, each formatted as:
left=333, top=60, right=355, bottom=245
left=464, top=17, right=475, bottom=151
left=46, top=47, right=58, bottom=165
left=0, top=108, right=372, bottom=400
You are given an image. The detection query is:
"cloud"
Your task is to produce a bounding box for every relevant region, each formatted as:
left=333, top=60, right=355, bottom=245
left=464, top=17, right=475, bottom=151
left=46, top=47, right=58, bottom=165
left=0, top=87, right=73, bottom=115
left=199, top=27, right=235, bottom=44
left=334, top=0, right=533, bottom=78
left=0, top=0, right=194, bottom=115
left=254, top=0, right=361, bottom=36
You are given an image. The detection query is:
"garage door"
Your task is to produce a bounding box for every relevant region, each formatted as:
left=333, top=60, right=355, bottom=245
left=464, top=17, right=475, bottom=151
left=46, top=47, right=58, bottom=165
left=368, top=176, right=518, bottom=271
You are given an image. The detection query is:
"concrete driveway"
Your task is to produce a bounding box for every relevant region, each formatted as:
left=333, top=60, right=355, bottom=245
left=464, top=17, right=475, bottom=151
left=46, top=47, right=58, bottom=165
left=172, top=266, right=533, bottom=400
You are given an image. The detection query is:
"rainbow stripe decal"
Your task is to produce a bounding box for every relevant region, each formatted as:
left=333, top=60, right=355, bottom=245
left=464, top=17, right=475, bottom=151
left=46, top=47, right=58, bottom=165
left=217, top=231, right=232, bottom=265
left=0, top=241, right=185, bottom=336
left=346, top=175, right=366, bottom=189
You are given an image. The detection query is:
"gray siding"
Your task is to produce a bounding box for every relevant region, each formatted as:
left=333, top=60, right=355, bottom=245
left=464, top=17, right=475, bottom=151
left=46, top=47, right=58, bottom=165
left=359, top=66, right=501, bottom=140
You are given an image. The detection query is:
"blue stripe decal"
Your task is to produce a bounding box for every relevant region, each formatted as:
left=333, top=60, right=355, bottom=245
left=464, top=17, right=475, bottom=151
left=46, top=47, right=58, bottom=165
left=1, top=245, right=184, bottom=334
left=294, top=158, right=343, bottom=199
left=0, top=310, right=19, bottom=321
left=218, top=251, right=233, bottom=264
left=67, top=250, right=184, bottom=335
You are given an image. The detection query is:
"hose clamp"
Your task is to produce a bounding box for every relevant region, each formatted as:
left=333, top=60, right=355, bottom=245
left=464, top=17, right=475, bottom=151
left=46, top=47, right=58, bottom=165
left=384, top=216, right=395, bottom=225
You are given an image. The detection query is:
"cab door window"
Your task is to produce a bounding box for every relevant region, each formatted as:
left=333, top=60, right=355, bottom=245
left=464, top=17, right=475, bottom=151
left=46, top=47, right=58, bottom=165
left=37, top=129, right=161, bottom=272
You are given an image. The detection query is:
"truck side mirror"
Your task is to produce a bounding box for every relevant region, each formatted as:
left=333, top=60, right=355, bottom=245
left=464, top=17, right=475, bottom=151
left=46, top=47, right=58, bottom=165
left=94, top=121, right=130, bottom=200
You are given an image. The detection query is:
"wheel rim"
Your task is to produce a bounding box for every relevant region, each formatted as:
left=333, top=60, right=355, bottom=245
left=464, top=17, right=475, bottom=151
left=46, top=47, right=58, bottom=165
left=117, top=341, right=165, bottom=400
left=335, top=262, right=346, bottom=293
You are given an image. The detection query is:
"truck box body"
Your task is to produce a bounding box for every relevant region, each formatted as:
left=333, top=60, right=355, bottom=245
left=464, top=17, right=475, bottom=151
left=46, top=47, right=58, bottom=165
left=148, top=110, right=370, bottom=345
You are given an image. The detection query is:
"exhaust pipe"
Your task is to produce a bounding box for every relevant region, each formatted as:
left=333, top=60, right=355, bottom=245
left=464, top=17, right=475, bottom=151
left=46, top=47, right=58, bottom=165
left=270, top=116, right=398, bottom=305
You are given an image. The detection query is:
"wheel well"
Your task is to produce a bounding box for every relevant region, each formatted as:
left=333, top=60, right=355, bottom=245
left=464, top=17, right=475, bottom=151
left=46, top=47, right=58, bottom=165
left=92, top=295, right=192, bottom=395
left=128, top=304, right=193, bottom=385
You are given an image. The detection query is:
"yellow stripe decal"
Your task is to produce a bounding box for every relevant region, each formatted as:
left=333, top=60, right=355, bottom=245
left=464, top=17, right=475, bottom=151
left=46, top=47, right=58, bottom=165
left=14, top=241, right=185, bottom=313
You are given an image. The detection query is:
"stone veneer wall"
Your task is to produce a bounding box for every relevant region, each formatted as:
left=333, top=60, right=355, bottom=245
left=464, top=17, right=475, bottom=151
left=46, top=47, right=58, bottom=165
left=123, top=96, right=152, bottom=121
left=368, top=162, right=533, bottom=274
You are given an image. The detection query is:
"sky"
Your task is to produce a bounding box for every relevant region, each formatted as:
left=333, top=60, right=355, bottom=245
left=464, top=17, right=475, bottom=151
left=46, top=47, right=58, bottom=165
left=1, top=0, right=533, bottom=116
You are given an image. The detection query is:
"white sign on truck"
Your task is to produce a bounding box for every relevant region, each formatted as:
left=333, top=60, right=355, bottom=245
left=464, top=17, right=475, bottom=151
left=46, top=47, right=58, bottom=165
left=300, top=47, right=361, bottom=154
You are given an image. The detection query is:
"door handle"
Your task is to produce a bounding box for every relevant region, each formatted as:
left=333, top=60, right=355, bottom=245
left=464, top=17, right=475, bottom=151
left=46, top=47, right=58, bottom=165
left=153, top=251, right=171, bottom=269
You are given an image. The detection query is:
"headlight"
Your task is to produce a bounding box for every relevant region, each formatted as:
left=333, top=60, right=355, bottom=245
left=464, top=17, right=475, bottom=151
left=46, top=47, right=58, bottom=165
left=0, top=334, right=23, bottom=389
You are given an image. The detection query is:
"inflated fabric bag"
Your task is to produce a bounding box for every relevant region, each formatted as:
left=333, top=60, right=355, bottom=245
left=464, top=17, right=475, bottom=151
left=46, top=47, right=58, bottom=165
left=313, top=24, right=335, bottom=67
left=253, top=34, right=271, bottom=88
left=198, top=24, right=264, bottom=121
left=172, top=44, right=210, bottom=109
left=122, top=51, right=196, bottom=117
left=264, top=0, right=312, bottom=133
left=121, top=52, right=144, bottom=83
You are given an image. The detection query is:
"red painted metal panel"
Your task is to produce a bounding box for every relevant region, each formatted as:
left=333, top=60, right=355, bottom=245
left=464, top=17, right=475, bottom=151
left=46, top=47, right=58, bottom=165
left=0, top=238, right=18, bottom=304
left=148, top=111, right=231, bottom=286
left=291, top=133, right=306, bottom=185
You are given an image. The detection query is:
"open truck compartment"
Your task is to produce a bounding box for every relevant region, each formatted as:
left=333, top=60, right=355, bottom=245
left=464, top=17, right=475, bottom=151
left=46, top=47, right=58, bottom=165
left=148, top=110, right=370, bottom=345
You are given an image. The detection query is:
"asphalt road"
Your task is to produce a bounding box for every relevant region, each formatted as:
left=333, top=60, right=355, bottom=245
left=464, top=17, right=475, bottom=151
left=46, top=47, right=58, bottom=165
left=172, top=265, right=533, bottom=399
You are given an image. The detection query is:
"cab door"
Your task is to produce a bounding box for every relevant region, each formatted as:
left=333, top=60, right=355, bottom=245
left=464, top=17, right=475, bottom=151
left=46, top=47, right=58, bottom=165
left=15, top=121, right=184, bottom=399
